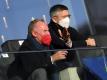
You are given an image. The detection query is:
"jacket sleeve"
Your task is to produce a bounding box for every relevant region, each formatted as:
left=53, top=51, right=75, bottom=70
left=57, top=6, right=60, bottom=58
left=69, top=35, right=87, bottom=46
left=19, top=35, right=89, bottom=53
left=69, top=27, right=87, bottom=47
left=49, top=28, right=70, bottom=49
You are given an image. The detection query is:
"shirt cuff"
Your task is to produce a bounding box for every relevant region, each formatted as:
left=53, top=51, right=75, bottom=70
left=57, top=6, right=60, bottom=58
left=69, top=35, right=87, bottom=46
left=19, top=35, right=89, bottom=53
left=50, top=56, right=54, bottom=64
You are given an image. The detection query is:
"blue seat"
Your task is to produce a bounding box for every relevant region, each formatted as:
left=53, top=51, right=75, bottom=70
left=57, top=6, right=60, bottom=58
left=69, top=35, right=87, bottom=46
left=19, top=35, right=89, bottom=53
left=83, top=56, right=107, bottom=80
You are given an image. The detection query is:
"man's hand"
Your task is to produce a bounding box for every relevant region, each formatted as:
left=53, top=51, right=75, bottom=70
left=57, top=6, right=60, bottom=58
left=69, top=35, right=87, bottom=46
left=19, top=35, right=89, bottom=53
left=85, top=38, right=96, bottom=46
left=51, top=51, right=68, bottom=63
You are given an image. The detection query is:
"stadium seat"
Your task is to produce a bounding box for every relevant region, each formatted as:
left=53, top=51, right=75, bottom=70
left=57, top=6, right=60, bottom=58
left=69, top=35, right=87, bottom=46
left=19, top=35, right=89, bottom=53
left=0, top=39, right=24, bottom=80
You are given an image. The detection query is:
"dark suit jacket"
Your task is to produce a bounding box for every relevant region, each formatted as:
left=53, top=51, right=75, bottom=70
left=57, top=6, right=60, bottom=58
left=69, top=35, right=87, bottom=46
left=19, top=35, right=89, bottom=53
left=7, top=34, right=52, bottom=80
left=48, top=20, right=87, bottom=49
left=48, top=20, right=87, bottom=68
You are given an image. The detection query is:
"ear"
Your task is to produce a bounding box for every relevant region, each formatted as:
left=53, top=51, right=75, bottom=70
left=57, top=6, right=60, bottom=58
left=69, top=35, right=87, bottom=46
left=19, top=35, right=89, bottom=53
left=31, top=31, right=37, bottom=38
left=52, top=16, right=58, bottom=23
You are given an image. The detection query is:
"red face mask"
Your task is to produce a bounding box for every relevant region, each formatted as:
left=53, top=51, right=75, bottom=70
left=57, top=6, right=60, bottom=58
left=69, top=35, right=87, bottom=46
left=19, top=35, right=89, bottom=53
left=41, top=34, right=52, bottom=46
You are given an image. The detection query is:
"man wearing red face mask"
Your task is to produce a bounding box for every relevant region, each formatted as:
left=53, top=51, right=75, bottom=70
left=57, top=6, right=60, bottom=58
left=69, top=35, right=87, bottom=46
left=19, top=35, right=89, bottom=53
left=7, top=19, right=68, bottom=80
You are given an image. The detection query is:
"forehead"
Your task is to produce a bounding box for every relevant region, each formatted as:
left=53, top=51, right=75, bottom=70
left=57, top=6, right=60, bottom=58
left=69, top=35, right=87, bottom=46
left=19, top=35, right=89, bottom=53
left=57, top=10, right=69, bottom=15
left=33, top=21, right=48, bottom=30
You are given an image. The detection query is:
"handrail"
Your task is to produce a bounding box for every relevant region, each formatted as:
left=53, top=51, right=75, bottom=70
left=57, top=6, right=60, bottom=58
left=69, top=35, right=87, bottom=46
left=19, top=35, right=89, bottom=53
left=0, top=46, right=107, bottom=54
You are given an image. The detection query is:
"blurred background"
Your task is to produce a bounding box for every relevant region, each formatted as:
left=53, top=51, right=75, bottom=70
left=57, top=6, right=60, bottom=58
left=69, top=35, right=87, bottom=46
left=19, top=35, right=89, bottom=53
left=0, top=0, right=107, bottom=45
left=1, top=1, right=107, bottom=80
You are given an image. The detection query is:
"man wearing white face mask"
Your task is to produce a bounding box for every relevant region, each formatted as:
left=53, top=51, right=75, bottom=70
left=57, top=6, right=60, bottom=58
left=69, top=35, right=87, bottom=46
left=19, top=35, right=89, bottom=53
left=49, top=4, right=96, bottom=48
left=48, top=4, right=96, bottom=80
left=58, top=17, right=70, bottom=29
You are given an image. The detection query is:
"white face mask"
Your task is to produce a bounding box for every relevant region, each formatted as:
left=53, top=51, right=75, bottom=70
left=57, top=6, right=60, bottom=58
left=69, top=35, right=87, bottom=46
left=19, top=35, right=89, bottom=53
left=58, top=17, right=70, bottom=28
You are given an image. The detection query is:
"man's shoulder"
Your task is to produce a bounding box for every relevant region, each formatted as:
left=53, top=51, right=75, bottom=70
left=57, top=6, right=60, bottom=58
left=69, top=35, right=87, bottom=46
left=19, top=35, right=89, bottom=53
left=68, top=26, right=76, bottom=30
left=68, top=27, right=78, bottom=32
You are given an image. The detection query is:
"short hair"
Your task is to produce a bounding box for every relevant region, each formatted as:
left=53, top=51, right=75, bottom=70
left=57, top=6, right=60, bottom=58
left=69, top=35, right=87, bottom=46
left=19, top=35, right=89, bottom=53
left=50, top=4, right=68, bottom=17
left=28, top=19, right=44, bottom=35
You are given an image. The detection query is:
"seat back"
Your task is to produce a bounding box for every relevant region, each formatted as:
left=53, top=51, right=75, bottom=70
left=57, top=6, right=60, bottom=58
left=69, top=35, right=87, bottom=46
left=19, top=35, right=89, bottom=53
left=1, top=39, right=24, bottom=51
left=1, top=39, right=24, bottom=65
left=0, top=39, right=24, bottom=80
